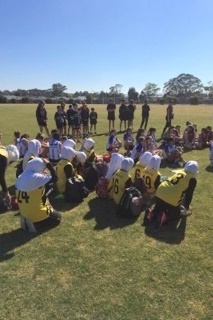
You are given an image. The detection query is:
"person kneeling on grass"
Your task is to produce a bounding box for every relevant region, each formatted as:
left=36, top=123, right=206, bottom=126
left=55, top=146, right=76, bottom=194
left=130, top=151, right=152, bottom=182
left=142, top=154, right=161, bottom=199
left=15, top=158, right=61, bottom=227
left=143, top=160, right=199, bottom=228
left=108, top=157, right=134, bottom=205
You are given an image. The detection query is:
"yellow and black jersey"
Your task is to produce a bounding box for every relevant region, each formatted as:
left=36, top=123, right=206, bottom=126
left=142, top=168, right=161, bottom=194
left=108, top=170, right=132, bottom=205
left=85, top=149, right=96, bottom=164
left=16, top=186, right=53, bottom=222
left=130, top=162, right=146, bottom=181
left=156, top=169, right=196, bottom=207
left=56, top=159, right=73, bottom=193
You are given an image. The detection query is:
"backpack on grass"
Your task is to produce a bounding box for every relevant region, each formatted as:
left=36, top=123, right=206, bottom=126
left=64, top=177, right=89, bottom=203
left=96, top=177, right=109, bottom=199
left=117, top=187, right=143, bottom=219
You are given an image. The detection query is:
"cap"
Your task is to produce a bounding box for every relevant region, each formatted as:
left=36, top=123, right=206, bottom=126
left=184, top=161, right=199, bottom=174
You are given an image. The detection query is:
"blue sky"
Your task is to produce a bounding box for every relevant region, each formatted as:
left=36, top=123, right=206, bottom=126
left=1, top=0, right=212, bottom=94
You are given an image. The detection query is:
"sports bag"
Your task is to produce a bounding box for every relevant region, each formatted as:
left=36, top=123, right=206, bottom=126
left=117, top=187, right=143, bottom=219
left=64, top=177, right=89, bottom=203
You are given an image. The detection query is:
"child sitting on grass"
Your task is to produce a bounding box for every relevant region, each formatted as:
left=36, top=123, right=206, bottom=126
left=162, top=137, right=185, bottom=167
left=108, top=157, right=134, bottom=205
left=106, top=129, right=122, bottom=153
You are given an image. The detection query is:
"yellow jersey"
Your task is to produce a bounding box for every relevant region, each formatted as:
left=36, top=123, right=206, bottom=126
left=142, top=168, right=161, bottom=194
left=108, top=170, right=132, bottom=205
left=16, top=186, right=53, bottom=222
left=156, top=169, right=196, bottom=207
left=56, top=159, right=73, bottom=193
left=130, top=162, right=146, bottom=181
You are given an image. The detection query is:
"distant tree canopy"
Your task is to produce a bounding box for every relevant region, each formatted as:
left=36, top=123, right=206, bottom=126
left=128, top=87, right=139, bottom=101
left=142, top=83, right=160, bottom=99
left=2, top=74, right=213, bottom=104
left=163, top=73, right=203, bottom=97
left=51, top=83, right=67, bottom=96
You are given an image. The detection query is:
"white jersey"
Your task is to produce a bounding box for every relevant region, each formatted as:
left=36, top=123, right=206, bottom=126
left=49, top=140, right=62, bottom=161
left=16, top=139, right=28, bottom=157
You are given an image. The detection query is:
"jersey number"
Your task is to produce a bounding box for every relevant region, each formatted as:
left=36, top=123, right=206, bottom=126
left=135, top=169, right=141, bottom=179
left=113, top=178, right=119, bottom=194
left=143, top=175, right=151, bottom=189
left=170, top=173, right=184, bottom=185
left=17, top=191, right=30, bottom=204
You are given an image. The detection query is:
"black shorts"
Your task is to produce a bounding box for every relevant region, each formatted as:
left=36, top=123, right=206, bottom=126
left=37, top=119, right=47, bottom=127
left=90, top=120, right=97, bottom=125
left=107, top=113, right=115, bottom=121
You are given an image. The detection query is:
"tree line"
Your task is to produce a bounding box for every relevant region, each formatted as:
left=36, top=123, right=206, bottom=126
left=1, top=74, right=213, bottom=104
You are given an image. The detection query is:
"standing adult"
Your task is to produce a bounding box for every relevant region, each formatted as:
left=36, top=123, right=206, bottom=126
left=162, top=100, right=174, bottom=136
left=80, top=101, right=90, bottom=138
left=66, top=104, right=73, bottom=137
left=127, top=99, right=136, bottom=129
left=61, top=102, right=67, bottom=135
left=107, top=98, right=116, bottom=132
left=36, top=100, right=50, bottom=136
left=140, top=100, right=150, bottom=131
left=119, top=100, right=129, bottom=132
left=54, top=105, right=65, bottom=136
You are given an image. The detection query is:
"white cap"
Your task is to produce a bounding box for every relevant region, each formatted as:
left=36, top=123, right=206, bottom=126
left=146, top=155, right=161, bottom=170
left=139, top=151, right=152, bottom=166
left=63, top=139, right=76, bottom=149
left=76, top=151, right=87, bottom=164
left=84, top=138, right=95, bottom=151
left=184, top=161, right=199, bottom=174
left=6, top=145, right=19, bottom=162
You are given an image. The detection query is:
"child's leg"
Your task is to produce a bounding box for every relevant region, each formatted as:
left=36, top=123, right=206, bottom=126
left=94, top=124, right=96, bottom=133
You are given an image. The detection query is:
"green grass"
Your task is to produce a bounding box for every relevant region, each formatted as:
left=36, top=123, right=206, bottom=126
left=0, top=103, right=213, bottom=320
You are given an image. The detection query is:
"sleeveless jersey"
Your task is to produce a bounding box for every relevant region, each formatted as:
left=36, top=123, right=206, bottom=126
left=130, top=162, right=146, bottom=181
left=142, top=168, right=161, bottom=194
left=16, top=186, right=53, bottom=222
left=56, top=159, right=73, bottom=193
left=156, top=169, right=196, bottom=207
left=49, top=140, right=61, bottom=161
left=84, top=149, right=95, bottom=163
left=109, top=170, right=132, bottom=205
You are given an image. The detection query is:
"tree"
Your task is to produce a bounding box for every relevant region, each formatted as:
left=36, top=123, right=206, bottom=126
left=127, top=87, right=139, bottom=101
left=51, top=83, right=67, bottom=96
left=109, top=84, right=124, bottom=102
left=142, top=83, right=160, bottom=99
left=163, top=73, right=203, bottom=98
left=109, top=84, right=123, bottom=95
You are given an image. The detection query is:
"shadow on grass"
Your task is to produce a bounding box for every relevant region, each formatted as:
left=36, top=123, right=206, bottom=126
left=83, top=198, right=138, bottom=230
left=0, top=214, right=60, bottom=263
left=144, top=217, right=187, bottom=245
left=48, top=192, right=80, bottom=212
left=205, top=165, right=213, bottom=172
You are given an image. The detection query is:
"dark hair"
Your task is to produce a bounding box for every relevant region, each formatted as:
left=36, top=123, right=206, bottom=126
left=52, top=133, right=60, bottom=140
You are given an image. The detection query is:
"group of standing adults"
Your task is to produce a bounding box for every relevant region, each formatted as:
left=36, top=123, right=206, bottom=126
left=107, top=98, right=174, bottom=135
left=36, top=99, right=174, bottom=138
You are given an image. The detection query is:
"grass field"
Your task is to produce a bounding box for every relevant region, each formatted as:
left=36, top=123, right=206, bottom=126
left=0, top=103, right=213, bottom=320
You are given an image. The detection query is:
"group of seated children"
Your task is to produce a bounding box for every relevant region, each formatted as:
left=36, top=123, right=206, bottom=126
left=0, top=120, right=206, bottom=231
